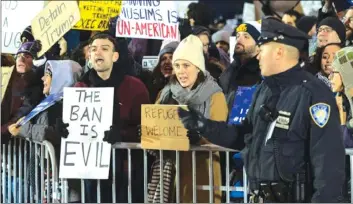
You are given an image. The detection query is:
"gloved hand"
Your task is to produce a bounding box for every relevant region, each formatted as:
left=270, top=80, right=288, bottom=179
left=29, top=40, right=42, bottom=58
left=187, top=130, right=201, bottom=145
left=55, top=118, right=69, bottom=138
left=103, top=125, right=121, bottom=144
left=177, top=106, right=208, bottom=134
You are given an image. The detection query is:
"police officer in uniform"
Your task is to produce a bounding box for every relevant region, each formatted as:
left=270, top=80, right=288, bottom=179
left=177, top=17, right=346, bottom=203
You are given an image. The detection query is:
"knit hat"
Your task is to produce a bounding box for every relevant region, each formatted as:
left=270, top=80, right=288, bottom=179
left=235, top=21, right=261, bottom=43
left=159, top=41, right=179, bottom=57
left=16, top=42, right=35, bottom=57
left=20, top=26, right=34, bottom=42
left=212, top=30, right=230, bottom=44
left=172, top=35, right=205, bottom=73
left=191, top=25, right=210, bottom=36
left=318, top=17, right=346, bottom=46
left=297, top=16, right=317, bottom=34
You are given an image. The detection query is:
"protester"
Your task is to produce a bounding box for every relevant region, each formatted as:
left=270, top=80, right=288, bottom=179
left=8, top=60, right=83, bottom=203
left=148, top=34, right=227, bottom=203
left=70, top=40, right=90, bottom=72
left=330, top=47, right=353, bottom=147
left=311, top=43, right=342, bottom=88
left=343, top=7, right=353, bottom=45
left=73, top=32, right=150, bottom=203
left=219, top=21, right=262, bottom=104
left=192, top=26, right=211, bottom=55
left=145, top=41, right=179, bottom=103
left=212, top=30, right=231, bottom=53
left=2, top=42, right=43, bottom=144
left=317, top=16, right=346, bottom=48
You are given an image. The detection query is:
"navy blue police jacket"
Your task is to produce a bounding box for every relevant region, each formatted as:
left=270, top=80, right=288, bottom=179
left=202, top=64, right=345, bottom=202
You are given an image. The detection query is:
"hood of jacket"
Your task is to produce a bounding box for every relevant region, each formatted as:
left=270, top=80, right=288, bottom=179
left=45, top=60, right=82, bottom=95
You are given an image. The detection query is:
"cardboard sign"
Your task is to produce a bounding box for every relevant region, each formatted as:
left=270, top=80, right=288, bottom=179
left=141, top=105, right=189, bottom=151
left=142, top=56, right=159, bottom=70
left=228, top=86, right=257, bottom=125
left=1, top=66, right=14, bottom=100
left=59, top=87, right=114, bottom=179
left=2, top=1, right=44, bottom=54
left=17, top=92, right=63, bottom=127
left=116, top=0, right=179, bottom=40
left=31, top=1, right=81, bottom=57
left=74, top=1, right=122, bottom=31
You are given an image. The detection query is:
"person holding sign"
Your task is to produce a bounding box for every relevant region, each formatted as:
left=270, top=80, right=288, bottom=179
left=177, top=17, right=345, bottom=202
left=151, top=34, right=228, bottom=203
left=8, top=60, right=82, bottom=202
left=2, top=42, right=43, bottom=144
left=73, top=32, right=149, bottom=203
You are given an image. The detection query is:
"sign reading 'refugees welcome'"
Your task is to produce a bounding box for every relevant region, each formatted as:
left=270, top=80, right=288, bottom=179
left=116, top=0, right=179, bottom=40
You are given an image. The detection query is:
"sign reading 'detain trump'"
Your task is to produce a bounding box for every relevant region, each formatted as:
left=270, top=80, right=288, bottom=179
left=59, top=88, right=114, bottom=179
left=31, top=1, right=81, bottom=57
left=74, top=1, right=122, bottom=31
left=141, top=105, right=189, bottom=151
left=116, top=0, right=179, bottom=40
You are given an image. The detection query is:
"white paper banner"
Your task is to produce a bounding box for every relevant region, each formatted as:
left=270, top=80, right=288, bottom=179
left=59, top=87, right=114, bottom=179
left=1, top=1, right=44, bottom=54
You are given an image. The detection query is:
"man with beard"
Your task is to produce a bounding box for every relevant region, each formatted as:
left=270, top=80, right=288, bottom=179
left=219, top=21, right=262, bottom=108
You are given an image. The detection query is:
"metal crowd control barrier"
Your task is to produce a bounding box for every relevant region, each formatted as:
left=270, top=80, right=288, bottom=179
left=60, top=142, right=248, bottom=203
left=346, top=148, right=353, bottom=203
left=1, top=137, right=59, bottom=203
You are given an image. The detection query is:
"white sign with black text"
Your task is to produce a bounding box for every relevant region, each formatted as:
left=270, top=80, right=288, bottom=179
left=59, top=87, right=114, bottom=179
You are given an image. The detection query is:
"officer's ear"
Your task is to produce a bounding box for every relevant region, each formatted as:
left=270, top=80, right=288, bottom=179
left=255, top=45, right=260, bottom=55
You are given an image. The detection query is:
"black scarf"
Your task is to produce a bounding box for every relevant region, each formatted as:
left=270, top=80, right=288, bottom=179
left=84, top=63, right=126, bottom=125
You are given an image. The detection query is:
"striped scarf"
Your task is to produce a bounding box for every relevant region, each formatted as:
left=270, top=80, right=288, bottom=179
left=147, top=151, right=176, bottom=203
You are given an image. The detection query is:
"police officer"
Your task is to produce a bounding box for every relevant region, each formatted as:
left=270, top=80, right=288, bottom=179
left=177, top=17, right=346, bottom=203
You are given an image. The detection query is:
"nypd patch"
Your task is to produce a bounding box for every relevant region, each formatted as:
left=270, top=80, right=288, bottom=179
left=309, top=103, right=330, bottom=128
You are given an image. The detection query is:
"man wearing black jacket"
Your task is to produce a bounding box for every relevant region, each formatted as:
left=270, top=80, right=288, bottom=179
left=178, top=17, right=345, bottom=203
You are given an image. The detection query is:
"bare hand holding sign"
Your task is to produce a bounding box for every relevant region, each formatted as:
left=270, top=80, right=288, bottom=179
left=59, top=87, right=114, bottom=179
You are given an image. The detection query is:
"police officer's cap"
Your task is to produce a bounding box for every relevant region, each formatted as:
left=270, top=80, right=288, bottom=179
left=258, top=16, right=310, bottom=51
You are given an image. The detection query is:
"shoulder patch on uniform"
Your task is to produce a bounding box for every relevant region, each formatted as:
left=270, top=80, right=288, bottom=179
left=309, top=103, right=330, bottom=128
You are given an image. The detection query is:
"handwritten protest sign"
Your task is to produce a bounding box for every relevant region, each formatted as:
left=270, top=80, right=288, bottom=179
left=141, top=105, right=189, bottom=151
left=1, top=66, right=14, bottom=101
left=59, top=88, right=114, bottom=179
left=17, top=92, right=63, bottom=127
left=2, top=1, right=44, bottom=54
left=74, top=1, right=122, bottom=31
left=229, top=37, right=236, bottom=63
left=228, top=86, right=257, bottom=125
left=116, top=0, right=179, bottom=40
left=31, top=1, right=81, bottom=57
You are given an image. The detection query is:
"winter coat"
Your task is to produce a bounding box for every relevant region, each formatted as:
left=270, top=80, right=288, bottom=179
left=219, top=56, right=262, bottom=112
left=18, top=60, right=83, bottom=202
left=154, top=73, right=228, bottom=203
left=1, top=68, right=43, bottom=144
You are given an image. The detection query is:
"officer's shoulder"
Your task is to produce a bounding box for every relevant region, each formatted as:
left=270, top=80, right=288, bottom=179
left=301, top=72, right=335, bottom=103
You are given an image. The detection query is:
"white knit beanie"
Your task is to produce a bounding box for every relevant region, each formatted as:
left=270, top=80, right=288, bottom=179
left=172, top=35, right=206, bottom=73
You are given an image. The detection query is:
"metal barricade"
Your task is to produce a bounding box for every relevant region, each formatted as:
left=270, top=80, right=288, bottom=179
left=1, top=137, right=59, bottom=203
left=346, top=148, right=353, bottom=203
left=60, top=142, right=248, bottom=203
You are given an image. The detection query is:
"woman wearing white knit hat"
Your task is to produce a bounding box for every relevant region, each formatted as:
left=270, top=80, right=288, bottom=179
left=148, top=35, right=228, bottom=203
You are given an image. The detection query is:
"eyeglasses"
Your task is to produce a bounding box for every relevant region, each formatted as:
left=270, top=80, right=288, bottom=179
left=317, top=27, right=333, bottom=33
left=328, top=71, right=339, bottom=80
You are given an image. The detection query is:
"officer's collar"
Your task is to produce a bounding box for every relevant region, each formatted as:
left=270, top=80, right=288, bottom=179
left=263, top=64, right=303, bottom=90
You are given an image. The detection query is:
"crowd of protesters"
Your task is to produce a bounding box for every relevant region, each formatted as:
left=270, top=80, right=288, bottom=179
left=2, top=0, right=353, bottom=203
